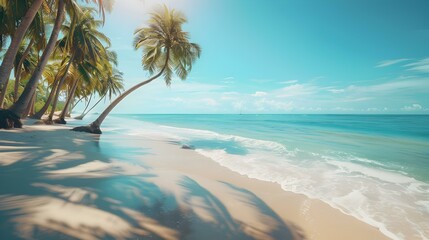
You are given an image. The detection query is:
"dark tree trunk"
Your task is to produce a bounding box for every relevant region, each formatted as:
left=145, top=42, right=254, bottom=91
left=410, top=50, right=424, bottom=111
left=72, top=50, right=170, bottom=134
left=31, top=75, right=61, bottom=119
left=8, top=0, right=65, bottom=118
left=0, top=0, right=43, bottom=96
left=47, top=55, right=74, bottom=123
left=56, top=77, right=78, bottom=124
left=0, top=78, right=10, bottom=108
left=0, top=109, right=22, bottom=129
left=72, top=122, right=102, bottom=134
left=22, top=90, right=36, bottom=118
left=14, top=39, right=35, bottom=103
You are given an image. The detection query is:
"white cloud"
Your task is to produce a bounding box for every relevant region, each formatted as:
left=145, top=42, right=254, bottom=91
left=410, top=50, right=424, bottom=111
left=341, top=97, right=373, bottom=102
left=401, top=104, right=423, bottom=111
left=405, top=58, right=429, bottom=73
left=222, top=76, right=235, bottom=84
left=280, top=80, right=298, bottom=84
left=328, top=88, right=345, bottom=93
left=168, top=81, right=225, bottom=93
left=310, top=76, right=325, bottom=81
left=376, top=58, right=410, bottom=68
left=277, top=84, right=316, bottom=98
left=254, top=98, right=293, bottom=111
left=251, top=91, right=267, bottom=97
left=331, top=107, right=354, bottom=111
left=336, top=79, right=429, bottom=94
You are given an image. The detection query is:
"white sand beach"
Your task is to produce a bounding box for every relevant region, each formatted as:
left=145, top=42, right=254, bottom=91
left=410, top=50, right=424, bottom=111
left=0, top=122, right=390, bottom=240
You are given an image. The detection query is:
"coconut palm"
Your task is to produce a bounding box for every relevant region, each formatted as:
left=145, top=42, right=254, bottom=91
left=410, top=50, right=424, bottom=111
left=73, top=6, right=201, bottom=134
left=0, top=0, right=44, bottom=95
left=0, top=0, right=110, bottom=128
left=6, top=40, right=38, bottom=105
left=0, top=0, right=110, bottom=97
left=46, top=56, right=73, bottom=122
left=0, top=2, right=46, bottom=106
left=8, top=0, right=67, bottom=118
left=0, top=0, right=112, bottom=129
left=75, top=68, right=124, bottom=120
left=30, top=60, right=62, bottom=119
left=53, top=8, right=110, bottom=123
left=74, top=50, right=122, bottom=119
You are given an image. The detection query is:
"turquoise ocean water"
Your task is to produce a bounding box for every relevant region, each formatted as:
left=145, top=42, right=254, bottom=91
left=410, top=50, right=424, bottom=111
left=103, top=114, right=429, bottom=239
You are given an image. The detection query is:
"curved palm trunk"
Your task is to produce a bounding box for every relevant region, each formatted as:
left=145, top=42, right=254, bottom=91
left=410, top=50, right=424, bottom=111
left=70, top=96, right=84, bottom=112
left=74, top=66, right=169, bottom=134
left=0, top=78, right=9, bottom=108
left=75, top=93, right=105, bottom=120
left=0, top=0, right=43, bottom=95
left=73, top=49, right=171, bottom=134
left=14, top=39, right=35, bottom=103
left=47, top=54, right=74, bottom=123
left=74, top=93, right=93, bottom=119
left=82, top=94, right=93, bottom=113
left=57, top=77, right=78, bottom=123
left=22, top=91, right=36, bottom=118
left=75, top=74, right=161, bottom=133
left=8, top=0, right=65, bottom=118
left=31, top=74, right=61, bottom=119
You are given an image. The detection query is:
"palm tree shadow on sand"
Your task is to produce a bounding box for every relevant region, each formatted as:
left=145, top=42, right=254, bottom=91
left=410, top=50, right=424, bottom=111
left=0, top=128, right=306, bottom=240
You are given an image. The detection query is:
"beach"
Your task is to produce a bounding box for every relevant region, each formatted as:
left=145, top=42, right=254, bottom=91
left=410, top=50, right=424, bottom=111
left=1, top=0, right=428, bottom=239
left=0, top=119, right=391, bottom=240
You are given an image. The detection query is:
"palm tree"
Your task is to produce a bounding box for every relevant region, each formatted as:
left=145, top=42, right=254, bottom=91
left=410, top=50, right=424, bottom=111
left=0, top=0, right=110, bottom=96
left=0, top=1, right=46, bottom=106
left=74, top=68, right=124, bottom=120
left=54, top=8, right=110, bottom=123
left=74, top=50, right=122, bottom=119
left=46, top=56, right=74, bottom=123
left=30, top=60, right=63, bottom=119
left=0, top=0, right=44, bottom=95
left=0, top=0, right=110, bottom=128
left=73, top=6, right=201, bottom=134
left=13, top=39, right=35, bottom=103
left=8, top=0, right=66, bottom=118
left=0, top=0, right=111, bottom=129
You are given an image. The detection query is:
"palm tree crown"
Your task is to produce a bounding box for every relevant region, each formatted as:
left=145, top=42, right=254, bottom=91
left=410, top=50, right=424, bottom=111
left=133, top=6, right=201, bottom=85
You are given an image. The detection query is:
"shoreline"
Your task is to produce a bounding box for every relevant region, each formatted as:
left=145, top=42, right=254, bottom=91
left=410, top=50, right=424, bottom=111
left=0, top=123, right=389, bottom=239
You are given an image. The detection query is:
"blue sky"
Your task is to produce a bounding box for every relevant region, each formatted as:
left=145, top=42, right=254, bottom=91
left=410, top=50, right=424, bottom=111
left=80, top=0, right=429, bottom=114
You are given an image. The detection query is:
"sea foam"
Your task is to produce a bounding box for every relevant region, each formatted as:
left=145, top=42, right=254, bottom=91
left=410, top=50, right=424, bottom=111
left=125, top=122, right=429, bottom=240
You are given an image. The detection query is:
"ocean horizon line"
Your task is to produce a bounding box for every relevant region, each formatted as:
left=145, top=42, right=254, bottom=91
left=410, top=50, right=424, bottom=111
left=108, top=113, right=429, bottom=116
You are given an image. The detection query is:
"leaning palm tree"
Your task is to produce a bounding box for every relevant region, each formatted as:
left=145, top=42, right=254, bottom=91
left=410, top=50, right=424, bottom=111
left=74, top=68, right=124, bottom=120
left=0, top=0, right=110, bottom=129
left=73, top=6, right=201, bottom=134
left=0, top=2, right=46, bottom=106
left=0, top=0, right=44, bottom=95
left=54, top=8, right=110, bottom=123
left=0, top=0, right=110, bottom=102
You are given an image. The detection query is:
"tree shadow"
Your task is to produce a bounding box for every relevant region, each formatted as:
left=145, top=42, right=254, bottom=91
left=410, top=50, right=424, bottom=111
left=0, top=128, right=306, bottom=240
left=221, top=181, right=306, bottom=240
left=176, top=176, right=306, bottom=240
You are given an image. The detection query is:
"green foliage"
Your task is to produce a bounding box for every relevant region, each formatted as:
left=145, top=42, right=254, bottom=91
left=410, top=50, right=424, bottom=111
left=133, top=5, right=201, bottom=85
left=1, top=1, right=201, bottom=120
